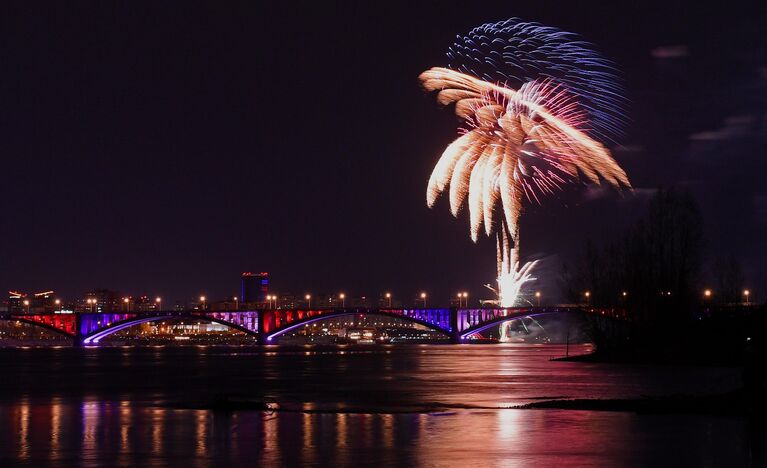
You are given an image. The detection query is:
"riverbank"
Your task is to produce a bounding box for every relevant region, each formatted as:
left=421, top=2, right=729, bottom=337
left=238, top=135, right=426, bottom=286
left=516, top=388, right=767, bottom=416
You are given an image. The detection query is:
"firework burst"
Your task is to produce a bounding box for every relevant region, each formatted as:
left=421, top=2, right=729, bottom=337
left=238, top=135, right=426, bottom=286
left=420, top=19, right=631, bottom=307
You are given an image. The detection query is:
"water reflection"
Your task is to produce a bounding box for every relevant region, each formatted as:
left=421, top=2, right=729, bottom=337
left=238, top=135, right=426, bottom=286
left=1, top=397, right=764, bottom=466
left=195, top=410, right=206, bottom=459
left=51, top=398, right=62, bottom=456
left=263, top=412, right=279, bottom=466
left=0, top=345, right=763, bottom=466
left=336, top=413, right=348, bottom=466
left=119, top=401, right=131, bottom=465
left=82, top=400, right=97, bottom=460
left=16, top=397, right=29, bottom=461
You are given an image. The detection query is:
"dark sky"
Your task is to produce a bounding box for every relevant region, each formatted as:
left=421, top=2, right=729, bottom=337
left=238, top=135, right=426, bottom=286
left=1, top=1, right=765, bottom=305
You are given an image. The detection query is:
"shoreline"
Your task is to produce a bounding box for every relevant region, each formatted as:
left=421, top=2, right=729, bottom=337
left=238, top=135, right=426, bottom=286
left=515, top=389, right=758, bottom=416
left=150, top=390, right=760, bottom=416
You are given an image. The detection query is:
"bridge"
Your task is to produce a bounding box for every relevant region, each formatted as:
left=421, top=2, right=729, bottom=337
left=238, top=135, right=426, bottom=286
left=0, top=306, right=626, bottom=346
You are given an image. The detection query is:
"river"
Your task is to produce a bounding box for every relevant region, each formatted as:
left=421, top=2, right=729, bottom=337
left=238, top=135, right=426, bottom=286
left=0, top=344, right=760, bottom=466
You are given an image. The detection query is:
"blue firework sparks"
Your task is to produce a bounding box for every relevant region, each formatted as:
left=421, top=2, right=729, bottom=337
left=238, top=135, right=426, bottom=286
left=447, top=18, right=626, bottom=140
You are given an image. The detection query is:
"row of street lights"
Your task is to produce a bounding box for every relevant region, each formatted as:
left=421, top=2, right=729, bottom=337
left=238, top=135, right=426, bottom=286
left=704, top=288, right=752, bottom=303
left=119, top=296, right=162, bottom=312
left=578, top=288, right=753, bottom=304
left=20, top=298, right=62, bottom=313
left=252, top=287, right=755, bottom=310
left=383, top=292, right=428, bottom=308
left=33, top=287, right=757, bottom=314
left=130, top=290, right=552, bottom=310
left=294, top=292, right=430, bottom=309
left=259, top=290, right=562, bottom=308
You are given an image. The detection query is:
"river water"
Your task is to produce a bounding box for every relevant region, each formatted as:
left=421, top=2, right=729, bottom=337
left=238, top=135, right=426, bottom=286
left=0, top=344, right=760, bottom=467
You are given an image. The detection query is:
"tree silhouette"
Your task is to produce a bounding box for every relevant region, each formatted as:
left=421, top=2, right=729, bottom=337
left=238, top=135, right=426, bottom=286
left=562, top=187, right=705, bottom=321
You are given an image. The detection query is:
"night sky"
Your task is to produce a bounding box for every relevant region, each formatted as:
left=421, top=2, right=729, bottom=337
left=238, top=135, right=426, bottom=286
left=2, top=1, right=765, bottom=305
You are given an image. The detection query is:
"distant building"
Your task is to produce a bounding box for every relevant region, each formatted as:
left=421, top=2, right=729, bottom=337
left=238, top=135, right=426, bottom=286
left=377, top=294, right=403, bottom=308
left=350, top=295, right=371, bottom=308
left=209, top=297, right=239, bottom=311
left=241, top=272, right=269, bottom=303
left=274, top=294, right=296, bottom=309
left=8, top=290, right=57, bottom=314
left=168, top=298, right=206, bottom=311
left=79, top=289, right=123, bottom=313
left=132, top=295, right=160, bottom=312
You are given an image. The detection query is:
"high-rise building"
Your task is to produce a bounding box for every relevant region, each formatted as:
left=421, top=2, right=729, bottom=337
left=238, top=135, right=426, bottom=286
left=241, top=272, right=269, bottom=303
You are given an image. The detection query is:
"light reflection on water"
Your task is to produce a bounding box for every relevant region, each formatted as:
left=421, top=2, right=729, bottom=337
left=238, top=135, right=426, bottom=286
left=2, top=402, right=757, bottom=467
left=0, top=344, right=762, bottom=466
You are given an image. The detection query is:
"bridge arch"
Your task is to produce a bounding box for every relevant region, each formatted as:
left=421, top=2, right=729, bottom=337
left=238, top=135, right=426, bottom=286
left=0, top=317, right=75, bottom=339
left=459, top=309, right=581, bottom=340
left=82, top=314, right=259, bottom=345
left=264, top=310, right=451, bottom=342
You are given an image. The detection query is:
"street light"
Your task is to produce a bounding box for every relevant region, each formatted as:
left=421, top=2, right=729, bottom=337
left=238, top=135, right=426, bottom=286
left=743, top=289, right=750, bottom=305
left=123, top=297, right=130, bottom=312
left=199, top=295, right=206, bottom=310
left=704, top=289, right=712, bottom=299
left=339, top=293, right=346, bottom=308
left=456, top=292, right=468, bottom=307
left=584, top=291, right=591, bottom=305
left=385, top=292, right=392, bottom=308
left=420, top=292, right=427, bottom=308
left=155, top=297, right=162, bottom=311
left=54, top=299, right=61, bottom=311
left=233, top=296, right=239, bottom=310
left=535, top=291, right=541, bottom=307
left=23, top=299, right=30, bottom=314
left=305, top=294, right=312, bottom=308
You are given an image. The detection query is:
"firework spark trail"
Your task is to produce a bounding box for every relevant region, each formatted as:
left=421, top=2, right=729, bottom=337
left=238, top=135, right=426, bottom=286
left=447, top=18, right=627, bottom=142
left=420, top=19, right=631, bottom=307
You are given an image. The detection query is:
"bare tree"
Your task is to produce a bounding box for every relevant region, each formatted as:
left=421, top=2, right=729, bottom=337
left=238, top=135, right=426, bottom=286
left=562, top=187, right=705, bottom=321
left=713, top=255, right=743, bottom=304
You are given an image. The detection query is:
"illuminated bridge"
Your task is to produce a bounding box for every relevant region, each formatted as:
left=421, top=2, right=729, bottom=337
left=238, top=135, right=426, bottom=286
left=0, top=306, right=625, bottom=346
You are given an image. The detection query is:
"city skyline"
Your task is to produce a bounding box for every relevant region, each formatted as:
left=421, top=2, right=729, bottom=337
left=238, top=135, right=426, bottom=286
left=3, top=279, right=476, bottom=311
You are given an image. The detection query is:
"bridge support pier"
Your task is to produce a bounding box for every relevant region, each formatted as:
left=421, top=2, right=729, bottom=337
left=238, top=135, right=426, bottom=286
left=449, top=308, right=462, bottom=343
left=256, top=312, right=267, bottom=345
left=73, top=314, right=84, bottom=347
